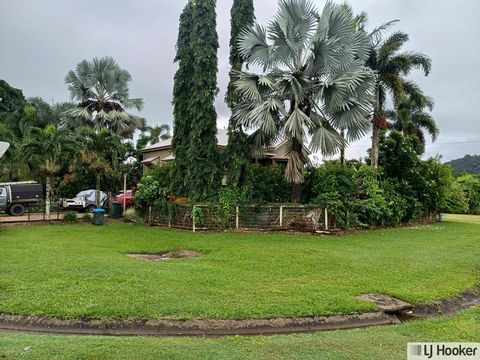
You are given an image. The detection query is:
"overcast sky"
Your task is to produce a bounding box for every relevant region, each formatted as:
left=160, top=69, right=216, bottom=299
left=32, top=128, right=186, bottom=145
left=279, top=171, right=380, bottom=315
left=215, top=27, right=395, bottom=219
left=1, top=0, right=479, bottom=161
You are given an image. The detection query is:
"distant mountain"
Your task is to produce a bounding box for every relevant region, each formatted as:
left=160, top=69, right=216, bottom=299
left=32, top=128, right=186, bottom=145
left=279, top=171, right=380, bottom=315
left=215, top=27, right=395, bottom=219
left=445, top=154, right=480, bottom=174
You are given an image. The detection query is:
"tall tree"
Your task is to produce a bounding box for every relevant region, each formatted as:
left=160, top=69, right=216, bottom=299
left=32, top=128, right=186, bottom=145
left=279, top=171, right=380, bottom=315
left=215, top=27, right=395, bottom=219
left=186, top=0, right=221, bottom=201
left=0, top=80, right=26, bottom=138
left=61, top=57, right=144, bottom=139
left=22, top=125, right=76, bottom=220
left=368, top=31, right=431, bottom=168
left=387, top=95, right=439, bottom=149
left=171, top=1, right=195, bottom=196
left=234, top=0, right=374, bottom=202
left=224, top=0, right=255, bottom=188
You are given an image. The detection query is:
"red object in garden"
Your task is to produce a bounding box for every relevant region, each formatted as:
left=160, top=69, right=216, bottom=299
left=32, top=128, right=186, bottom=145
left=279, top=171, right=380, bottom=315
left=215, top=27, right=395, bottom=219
left=112, top=190, right=135, bottom=208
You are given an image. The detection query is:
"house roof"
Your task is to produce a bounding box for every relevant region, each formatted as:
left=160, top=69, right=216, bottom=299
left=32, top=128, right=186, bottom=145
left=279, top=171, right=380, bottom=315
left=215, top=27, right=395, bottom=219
left=140, top=155, right=160, bottom=164
left=142, top=129, right=229, bottom=152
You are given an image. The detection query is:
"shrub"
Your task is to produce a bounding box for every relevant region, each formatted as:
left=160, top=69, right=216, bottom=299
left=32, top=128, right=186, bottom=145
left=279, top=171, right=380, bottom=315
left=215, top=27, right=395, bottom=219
left=245, top=164, right=291, bottom=204
left=124, top=208, right=142, bottom=223
left=82, top=213, right=92, bottom=223
left=135, top=163, right=173, bottom=207
left=456, top=175, right=480, bottom=214
left=63, top=211, right=78, bottom=223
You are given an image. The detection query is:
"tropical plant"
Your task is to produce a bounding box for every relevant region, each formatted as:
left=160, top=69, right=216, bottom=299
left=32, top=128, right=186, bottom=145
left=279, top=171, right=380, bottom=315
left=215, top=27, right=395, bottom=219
left=233, top=0, right=375, bottom=202
left=368, top=30, right=432, bottom=167
left=22, top=124, right=76, bottom=220
left=137, top=124, right=171, bottom=149
left=386, top=95, right=439, bottom=149
left=61, top=57, right=144, bottom=139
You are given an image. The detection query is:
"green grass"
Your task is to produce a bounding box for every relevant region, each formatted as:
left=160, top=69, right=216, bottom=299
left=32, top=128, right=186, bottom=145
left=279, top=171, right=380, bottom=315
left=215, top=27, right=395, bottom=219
left=1, top=306, right=479, bottom=360
left=0, top=221, right=479, bottom=320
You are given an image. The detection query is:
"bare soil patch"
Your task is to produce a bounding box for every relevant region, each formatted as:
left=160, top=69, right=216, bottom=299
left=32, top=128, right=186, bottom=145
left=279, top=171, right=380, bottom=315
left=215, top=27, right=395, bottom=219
left=126, top=250, right=202, bottom=262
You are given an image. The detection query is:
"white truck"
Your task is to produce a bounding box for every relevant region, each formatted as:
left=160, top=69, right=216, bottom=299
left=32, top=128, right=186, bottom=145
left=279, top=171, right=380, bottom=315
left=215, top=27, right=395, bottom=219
left=61, top=190, right=109, bottom=212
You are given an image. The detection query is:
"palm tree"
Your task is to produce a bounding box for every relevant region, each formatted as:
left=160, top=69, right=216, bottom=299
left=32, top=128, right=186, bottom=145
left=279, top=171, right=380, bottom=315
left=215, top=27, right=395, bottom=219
left=233, top=0, right=375, bottom=202
left=368, top=31, right=432, bottom=168
left=61, top=57, right=144, bottom=139
left=22, top=125, right=76, bottom=220
left=136, top=124, right=171, bottom=149
left=386, top=95, right=439, bottom=148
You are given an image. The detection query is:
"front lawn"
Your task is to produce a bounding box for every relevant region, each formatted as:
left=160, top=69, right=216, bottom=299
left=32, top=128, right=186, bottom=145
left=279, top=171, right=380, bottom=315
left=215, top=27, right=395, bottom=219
left=1, top=306, right=479, bottom=360
left=0, top=221, right=479, bottom=320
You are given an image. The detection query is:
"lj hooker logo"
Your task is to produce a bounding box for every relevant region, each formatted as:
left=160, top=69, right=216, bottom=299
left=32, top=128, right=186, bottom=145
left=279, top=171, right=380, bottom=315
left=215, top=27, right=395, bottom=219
left=408, top=343, right=480, bottom=359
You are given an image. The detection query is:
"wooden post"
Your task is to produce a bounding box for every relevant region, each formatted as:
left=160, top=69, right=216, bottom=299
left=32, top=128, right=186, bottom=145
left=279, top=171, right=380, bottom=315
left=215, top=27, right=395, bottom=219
left=235, top=206, right=239, bottom=230
left=324, top=208, right=329, bottom=231
left=279, top=205, right=283, bottom=227
left=148, top=206, right=152, bottom=226
left=192, top=205, right=196, bottom=233
left=123, top=173, right=127, bottom=217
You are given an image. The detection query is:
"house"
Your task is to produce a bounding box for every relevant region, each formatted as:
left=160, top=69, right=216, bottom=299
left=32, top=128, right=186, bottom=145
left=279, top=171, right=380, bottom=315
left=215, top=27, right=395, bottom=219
left=140, top=129, right=292, bottom=171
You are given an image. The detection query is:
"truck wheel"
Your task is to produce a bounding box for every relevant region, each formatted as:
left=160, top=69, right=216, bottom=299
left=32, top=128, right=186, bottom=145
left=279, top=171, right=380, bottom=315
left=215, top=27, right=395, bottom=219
left=9, top=204, right=26, bottom=216
left=86, top=205, right=95, bottom=213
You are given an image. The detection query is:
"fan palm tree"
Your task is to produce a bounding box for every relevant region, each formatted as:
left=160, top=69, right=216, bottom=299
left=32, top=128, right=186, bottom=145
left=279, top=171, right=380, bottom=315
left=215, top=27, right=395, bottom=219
left=368, top=31, right=432, bottom=168
left=233, top=0, right=375, bottom=202
left=386, top=95, right=439, bottom=148
left=61, top=57, right=144, bottom=139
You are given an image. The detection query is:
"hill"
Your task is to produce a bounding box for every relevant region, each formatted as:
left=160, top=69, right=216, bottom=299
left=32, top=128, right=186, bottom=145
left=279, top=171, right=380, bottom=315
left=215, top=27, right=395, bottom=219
left=445, top=154, right=480, bottom=174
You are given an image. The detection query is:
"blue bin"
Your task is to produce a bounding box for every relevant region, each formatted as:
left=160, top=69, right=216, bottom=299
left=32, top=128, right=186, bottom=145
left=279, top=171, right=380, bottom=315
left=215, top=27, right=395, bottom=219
left=92, top=208, right=106, bottom=225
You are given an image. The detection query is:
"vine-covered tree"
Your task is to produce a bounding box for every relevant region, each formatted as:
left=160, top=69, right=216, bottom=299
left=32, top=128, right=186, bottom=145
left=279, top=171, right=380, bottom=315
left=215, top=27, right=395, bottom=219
left=171, top=1, right=195, bottom=196
left=186, top=0, right=221, bottom=201
left=61, top=57, right=144, bottom=139
left=224, top=0, right=255, bottom=188
left=234, top=0, right=375, bottom=202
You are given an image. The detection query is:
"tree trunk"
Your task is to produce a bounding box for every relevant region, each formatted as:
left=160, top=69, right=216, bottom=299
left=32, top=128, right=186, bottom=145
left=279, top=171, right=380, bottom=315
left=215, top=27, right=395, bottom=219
left=371, top=121, right=379, bottom=168
left=291, top=182, right=302, bottom=204
left=340, top=129, right=345, bottom=165
left=371, top=84, right=381, bottom=169
left=96, top=173, right=101, bottom=208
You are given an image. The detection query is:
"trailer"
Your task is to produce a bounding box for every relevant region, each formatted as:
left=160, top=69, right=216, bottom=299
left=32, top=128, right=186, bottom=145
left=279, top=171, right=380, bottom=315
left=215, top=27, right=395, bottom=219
left=0, top=182, right=43, bottom=216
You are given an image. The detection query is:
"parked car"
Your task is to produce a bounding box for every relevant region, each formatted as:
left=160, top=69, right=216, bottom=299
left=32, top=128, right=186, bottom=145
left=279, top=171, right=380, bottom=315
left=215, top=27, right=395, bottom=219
left=111, top=190, right=135, bottom=208
left=0, top=181, right=43, bottom=216
left=61, top=190, right=109, bottom=212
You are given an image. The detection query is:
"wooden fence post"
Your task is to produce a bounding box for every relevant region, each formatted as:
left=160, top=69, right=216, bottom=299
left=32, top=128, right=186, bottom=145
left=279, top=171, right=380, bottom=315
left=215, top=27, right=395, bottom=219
left=324, top=208, right=329, bottom=231
left=279, top=205, right=283, bottom=227
left=192, top=205, right=196, bottom=233
left=235, top=206, right=239, bottom=230
left=148, top=206, right=152, bottom=226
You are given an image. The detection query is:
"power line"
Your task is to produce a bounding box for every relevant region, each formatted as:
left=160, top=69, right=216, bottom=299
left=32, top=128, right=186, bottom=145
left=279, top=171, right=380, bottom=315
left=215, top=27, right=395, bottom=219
left=348, top=140, right=480, bottom=149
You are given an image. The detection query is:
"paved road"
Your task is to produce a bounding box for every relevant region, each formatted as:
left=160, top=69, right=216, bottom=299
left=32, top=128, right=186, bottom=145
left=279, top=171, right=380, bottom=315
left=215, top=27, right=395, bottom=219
left=0, top=212, right=80, bottom=223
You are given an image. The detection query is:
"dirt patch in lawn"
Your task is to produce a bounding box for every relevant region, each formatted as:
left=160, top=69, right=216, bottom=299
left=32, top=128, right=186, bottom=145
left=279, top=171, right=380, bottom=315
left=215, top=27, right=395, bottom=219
left=126, top=250, right=202, bottom=262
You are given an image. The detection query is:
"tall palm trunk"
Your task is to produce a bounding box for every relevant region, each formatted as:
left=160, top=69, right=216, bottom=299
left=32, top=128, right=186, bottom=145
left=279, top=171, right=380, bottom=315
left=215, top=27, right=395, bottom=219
left=291, top=137, right=303, bottom=204
left=371, top=84, right=381, bottom=168
left=340, top=129, right=345, bottom=165
left=371, top=117, right=380, bottom=168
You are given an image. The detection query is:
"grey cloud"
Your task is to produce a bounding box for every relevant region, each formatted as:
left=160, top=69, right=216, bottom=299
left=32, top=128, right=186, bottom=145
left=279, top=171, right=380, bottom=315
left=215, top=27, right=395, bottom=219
left=1, top=0, right=478, bottom=161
